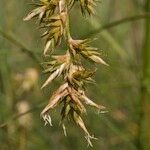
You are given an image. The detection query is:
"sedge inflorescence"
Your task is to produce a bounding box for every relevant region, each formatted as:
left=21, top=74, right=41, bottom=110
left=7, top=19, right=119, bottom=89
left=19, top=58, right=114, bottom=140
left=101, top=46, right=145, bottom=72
left=24, top=0, right=108, bottom=146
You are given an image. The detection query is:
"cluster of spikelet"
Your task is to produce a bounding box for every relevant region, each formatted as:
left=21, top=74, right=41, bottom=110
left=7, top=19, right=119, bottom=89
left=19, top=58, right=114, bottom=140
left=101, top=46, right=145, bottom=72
left=24, top=0, right=108, bottom=146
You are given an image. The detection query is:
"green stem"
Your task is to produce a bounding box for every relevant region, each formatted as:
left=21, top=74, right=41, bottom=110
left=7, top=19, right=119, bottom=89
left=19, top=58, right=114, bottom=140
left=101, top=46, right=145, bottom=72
left=84, top=13, right=150, bottom=38
left=63, top=1, right=72, bottom=44
left=0, top=28, right=41, bottom=69
left=0, top=100, right=44, bottom=128
left=138, top=1, right=150, bottom=150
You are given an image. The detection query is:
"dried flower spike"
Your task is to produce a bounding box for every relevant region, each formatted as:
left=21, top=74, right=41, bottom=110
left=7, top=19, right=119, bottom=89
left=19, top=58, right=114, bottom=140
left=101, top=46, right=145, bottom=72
left=24, top=0, right=108, bottom=146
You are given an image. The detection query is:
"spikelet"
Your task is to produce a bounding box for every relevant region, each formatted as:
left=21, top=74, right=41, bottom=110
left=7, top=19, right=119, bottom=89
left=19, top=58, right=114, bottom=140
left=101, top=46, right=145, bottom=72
left=24, top=0, right=108, bottom=147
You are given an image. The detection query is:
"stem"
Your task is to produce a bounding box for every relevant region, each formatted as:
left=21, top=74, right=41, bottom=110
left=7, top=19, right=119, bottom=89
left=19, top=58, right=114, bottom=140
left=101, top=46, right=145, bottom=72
left=0, top=29, right=41, bottom=69
left=65, top=12, right=71, bottom=42
left=63, top=0, right=72, bottom=44
left=83, top=13, right=150, bottom=38
left=138, top=1, right=150, bottom=150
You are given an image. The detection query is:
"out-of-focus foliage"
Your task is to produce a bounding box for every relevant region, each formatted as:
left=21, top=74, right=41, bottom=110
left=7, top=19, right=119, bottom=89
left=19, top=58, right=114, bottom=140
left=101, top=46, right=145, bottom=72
left=0, top=0, right=150, bottom=150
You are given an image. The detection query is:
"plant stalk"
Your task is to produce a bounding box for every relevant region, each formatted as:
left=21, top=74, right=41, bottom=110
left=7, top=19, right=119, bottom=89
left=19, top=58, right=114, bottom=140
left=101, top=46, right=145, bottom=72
left=138, top=0, right=150, bottom=149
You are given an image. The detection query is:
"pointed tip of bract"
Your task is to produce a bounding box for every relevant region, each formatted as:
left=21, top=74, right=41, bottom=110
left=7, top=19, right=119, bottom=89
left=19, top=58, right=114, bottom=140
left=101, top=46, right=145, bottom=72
left=23, top=16, right=30, bottom=21
left=62, top=124, right=67, bottom=137
left=43, top=40, right=51, bottom=56
left=41, top=85, right=45, bottom=90
left=41, top=81, right=48, bottom=89
left=97, top=57, right=109, bottom=66
left=23, top=13, right=34, bottom=21
left=102, top=61, right=109, bottom=66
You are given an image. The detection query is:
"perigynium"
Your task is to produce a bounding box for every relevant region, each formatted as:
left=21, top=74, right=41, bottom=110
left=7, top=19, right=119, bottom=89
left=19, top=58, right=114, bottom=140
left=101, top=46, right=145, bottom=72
left=24, top=0, right=108, bottom=146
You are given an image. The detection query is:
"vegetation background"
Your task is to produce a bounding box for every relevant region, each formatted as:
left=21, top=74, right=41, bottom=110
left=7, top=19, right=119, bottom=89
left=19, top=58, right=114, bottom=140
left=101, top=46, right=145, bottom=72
left=0, top=0, right=150, bottom=149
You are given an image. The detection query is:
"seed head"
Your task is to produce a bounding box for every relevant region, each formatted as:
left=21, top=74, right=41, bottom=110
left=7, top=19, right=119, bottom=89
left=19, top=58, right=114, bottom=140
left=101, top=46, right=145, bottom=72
left=24, top=0, right=108, bottom=147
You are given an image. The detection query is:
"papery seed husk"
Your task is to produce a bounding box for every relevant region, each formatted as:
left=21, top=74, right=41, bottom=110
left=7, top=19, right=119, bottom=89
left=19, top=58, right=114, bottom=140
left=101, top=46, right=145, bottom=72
left=68, top=87, right=86, bottom=113
left=41, top=89, right=68, bottom=114
left=49, top=20, right=62, bottom=27
left=81, top=93, right=106, bottom=110
left=43, top=40, right=51, bottom=55
left=41, top=83, right=68, bottom=115
left=41, top=63, right=66, bottom=89
left=49, top=15, right=61, bottom=21
left=50, top=27, right=60, bottom=35
left=89, top=55, right=109, bottom=66
left=72, top=111, right=94, bottom=147
left=24, top=6, right=46, bottom=21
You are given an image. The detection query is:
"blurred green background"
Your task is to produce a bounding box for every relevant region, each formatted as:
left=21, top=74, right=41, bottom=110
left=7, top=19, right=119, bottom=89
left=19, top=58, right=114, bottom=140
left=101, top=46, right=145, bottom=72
left=0, top=0, right=150, bottom=150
